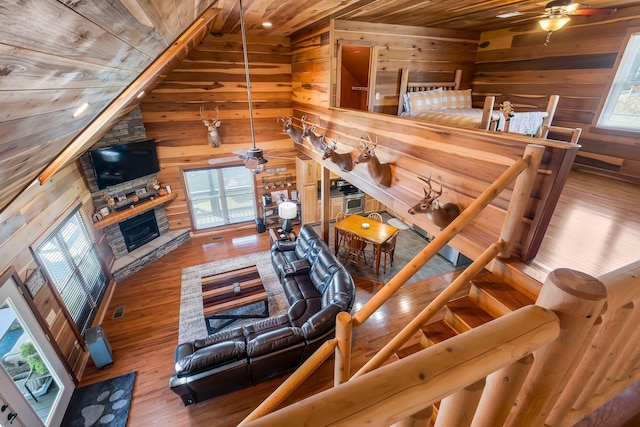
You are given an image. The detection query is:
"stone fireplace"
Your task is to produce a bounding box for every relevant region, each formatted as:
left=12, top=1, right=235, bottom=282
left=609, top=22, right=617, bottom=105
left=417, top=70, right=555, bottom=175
left=120, top=209, right=161, bottom=253
left=101, top=206, right=169, bottom=259
left=79, top=108, right=190, bottom=281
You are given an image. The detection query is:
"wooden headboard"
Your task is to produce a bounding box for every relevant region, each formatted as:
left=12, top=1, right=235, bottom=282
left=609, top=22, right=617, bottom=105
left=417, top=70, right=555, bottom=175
left=397, top=69, right=462, bottom=115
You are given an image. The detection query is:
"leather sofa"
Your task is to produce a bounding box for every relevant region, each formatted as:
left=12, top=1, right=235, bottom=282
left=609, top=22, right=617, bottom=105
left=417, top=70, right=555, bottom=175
left=169, top=225, right=355, bottom=405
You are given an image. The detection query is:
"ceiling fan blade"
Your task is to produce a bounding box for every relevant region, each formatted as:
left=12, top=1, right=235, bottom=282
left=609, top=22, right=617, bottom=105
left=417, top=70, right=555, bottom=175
left=569, top=8, right=616, bottom=15
left=232, top=149, right=248, bottom=157
left=511, top=14, right=546, bottom=24
left=208, top=156, right=239, bottom=165
left=265, top=155, right=295, bottom=160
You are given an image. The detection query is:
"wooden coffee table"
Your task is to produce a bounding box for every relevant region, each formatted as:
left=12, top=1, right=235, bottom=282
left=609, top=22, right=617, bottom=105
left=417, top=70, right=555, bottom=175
left=201, top=265, right=268, bottom=333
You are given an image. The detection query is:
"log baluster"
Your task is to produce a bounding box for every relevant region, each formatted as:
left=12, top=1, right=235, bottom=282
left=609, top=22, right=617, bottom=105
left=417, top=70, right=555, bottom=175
left=471, top=354, right=534, bottom=427
left=504, top=269, right=607, bottom=427
left=434, top=379, right=485, bottom=427
left=334, top=311, right=352, bottom=386
left=567, top=303, right=634, bottom=410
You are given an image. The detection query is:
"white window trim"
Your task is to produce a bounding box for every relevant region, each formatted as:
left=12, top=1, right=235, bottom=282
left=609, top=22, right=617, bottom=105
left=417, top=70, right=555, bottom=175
left=183, top=166, right=257, bottom=231
left=597, top=31, right=640, bottom=132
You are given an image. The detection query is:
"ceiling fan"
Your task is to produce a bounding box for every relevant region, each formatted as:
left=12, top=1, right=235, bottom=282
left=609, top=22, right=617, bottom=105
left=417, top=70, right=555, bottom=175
left=208, top=0, right=291, bottom=174
left=536, top=1, right=617, bottom=45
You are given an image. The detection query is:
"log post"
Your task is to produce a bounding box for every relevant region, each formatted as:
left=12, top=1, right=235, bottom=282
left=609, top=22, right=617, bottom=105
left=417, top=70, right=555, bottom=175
left=499, top=144, right=544, bottom=258
left=544, top=316, right=603, bottom=425
left=503, top=269, right=607, bottom=427
left=334, top=312, right=352, bottom=386
left=568, top=303, right=634, bottom=409
left=434, top=379, right=486, bottom=427
left=597, top=307, right=640, bottom=394
left=390, top=407, right=433, bottom=427
left=571, top=261, right=640, bottom=407
left=471, top=354, right=534, bottom=427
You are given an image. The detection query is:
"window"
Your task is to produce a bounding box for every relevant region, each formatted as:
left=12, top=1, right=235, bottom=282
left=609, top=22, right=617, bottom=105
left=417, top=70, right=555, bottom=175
left=35, top=208, right=108, bottom=334
left=184, top=166, right=256, bottom=230
left=598, top=33, right=640, bottom=131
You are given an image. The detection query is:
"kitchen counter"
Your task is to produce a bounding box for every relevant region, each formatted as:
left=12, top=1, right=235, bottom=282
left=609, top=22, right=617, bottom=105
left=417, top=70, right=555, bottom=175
left=317, top=188, right=345, bottom=199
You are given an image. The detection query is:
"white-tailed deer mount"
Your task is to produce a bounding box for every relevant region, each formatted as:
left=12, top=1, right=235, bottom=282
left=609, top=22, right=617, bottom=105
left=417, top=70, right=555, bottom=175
left=278, top=113, right=304, bottom=145
left=322, top=139, right=353, bottom=172
left=199, top=106, right=222, bottom=148
left=301, top=116, right=327, bottom=152
left=408, top=175, right=461, bottom=230
left=353, top=133, right=392, bottom=188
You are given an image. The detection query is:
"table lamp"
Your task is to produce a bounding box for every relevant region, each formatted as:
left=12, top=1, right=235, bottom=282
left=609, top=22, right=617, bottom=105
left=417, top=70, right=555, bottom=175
left=278, top=201, right=297, bottom=233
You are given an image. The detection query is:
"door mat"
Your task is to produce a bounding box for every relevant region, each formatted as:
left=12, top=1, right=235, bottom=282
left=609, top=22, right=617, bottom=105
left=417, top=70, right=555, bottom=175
left=61, top=372, right=136, bottom=427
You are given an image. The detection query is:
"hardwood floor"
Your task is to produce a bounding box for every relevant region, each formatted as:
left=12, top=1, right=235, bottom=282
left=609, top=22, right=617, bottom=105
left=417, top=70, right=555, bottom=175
left=78, top=170, right=640, bottom=426
left=530, top=170, right=640, bottom=278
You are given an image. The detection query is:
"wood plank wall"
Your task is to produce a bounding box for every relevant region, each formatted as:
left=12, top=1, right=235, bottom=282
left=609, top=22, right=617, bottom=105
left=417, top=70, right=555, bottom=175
left=140, top=33, right=296, bottom=232
left=291, top=20, right=579, bottom=262
left=0, top=163, right=110, bottom=380
left=475, top=7, right=640, bottom=183
left=332, top=20, right=481, bottom=114
left=0, top=0, right=218, bottom=213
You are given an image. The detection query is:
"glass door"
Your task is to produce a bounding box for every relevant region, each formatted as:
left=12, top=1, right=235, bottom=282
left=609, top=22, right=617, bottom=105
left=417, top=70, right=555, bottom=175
left=0, top=271, right=74, bottom=426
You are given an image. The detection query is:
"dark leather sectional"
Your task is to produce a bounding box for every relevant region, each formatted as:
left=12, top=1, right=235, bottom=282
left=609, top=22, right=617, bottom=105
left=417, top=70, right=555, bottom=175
left=169, top=225, right=356, bottom=405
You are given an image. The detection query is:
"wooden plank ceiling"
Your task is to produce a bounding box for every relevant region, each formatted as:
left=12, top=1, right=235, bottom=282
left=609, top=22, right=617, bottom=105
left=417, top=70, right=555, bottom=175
left=1, top=0, right=639, bottom=213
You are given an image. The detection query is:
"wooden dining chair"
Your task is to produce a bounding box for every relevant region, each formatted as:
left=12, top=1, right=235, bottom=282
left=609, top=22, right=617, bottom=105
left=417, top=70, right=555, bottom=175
left=342, top=231, right=368, bottom=270
left=335, top=211, right=347, bottom=256
left=367, top=212, right=383, bottom=223
left=379, top=230, right=400, bottom=274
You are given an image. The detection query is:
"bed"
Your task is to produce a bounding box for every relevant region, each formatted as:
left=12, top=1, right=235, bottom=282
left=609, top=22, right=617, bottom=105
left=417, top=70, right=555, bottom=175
left=397, top=68, right=559, bottom=137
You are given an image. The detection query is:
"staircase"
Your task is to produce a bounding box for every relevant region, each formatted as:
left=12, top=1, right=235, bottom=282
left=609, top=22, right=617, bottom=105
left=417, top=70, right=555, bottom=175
left=395, top=262, right=537, bottom=424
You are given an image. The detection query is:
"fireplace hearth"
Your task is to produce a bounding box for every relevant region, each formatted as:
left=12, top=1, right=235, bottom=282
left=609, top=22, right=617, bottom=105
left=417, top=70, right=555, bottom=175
left=120, top=210, right=160, bottom=252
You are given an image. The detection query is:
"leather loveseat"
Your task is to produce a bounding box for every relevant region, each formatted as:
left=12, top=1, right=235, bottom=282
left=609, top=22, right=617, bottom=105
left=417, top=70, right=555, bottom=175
left=169, top=225, right=355, bottom=405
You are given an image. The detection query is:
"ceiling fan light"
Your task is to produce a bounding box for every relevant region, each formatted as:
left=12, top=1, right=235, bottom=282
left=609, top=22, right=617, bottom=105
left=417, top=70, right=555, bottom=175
left=539, top=15, right=570, bottom=32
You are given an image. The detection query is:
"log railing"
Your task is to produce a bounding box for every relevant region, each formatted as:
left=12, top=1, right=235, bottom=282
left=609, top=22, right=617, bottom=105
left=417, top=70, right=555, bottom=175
left=243, top=261, right=640, bottom=427
left=240, top=144, right=545, bottom=425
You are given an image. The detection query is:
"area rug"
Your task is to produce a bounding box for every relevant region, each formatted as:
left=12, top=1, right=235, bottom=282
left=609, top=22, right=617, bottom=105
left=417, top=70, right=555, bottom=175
left=179, top=251, right=287, bottom=343
left=61, top=372, right=136, bottom=427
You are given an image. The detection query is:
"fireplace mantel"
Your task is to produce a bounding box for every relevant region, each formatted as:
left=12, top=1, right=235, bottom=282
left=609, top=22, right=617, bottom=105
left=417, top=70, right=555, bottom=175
left=94, top=192, right=177, bottom=230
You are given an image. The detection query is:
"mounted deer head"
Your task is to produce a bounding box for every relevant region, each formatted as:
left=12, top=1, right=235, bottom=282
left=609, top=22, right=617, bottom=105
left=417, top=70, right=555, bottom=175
left=199, top=106, right=222, bottom=148
left=301, top=116, right=327, bottom=152
left=353, top=132, right=392, bottom=188
left=278, top=113, right=304, bottom=145
left=408, top=174, right=461, bottom=230
left=322, top=139, right=353, bottom=172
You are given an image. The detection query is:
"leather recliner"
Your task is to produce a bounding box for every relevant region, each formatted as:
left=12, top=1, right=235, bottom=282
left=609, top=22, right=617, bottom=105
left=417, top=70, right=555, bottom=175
left=170, top=225, right=355, bottom=405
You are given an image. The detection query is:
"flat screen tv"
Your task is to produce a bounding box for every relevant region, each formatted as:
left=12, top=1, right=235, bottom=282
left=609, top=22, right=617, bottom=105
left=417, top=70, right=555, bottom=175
left=89, top=139, right=160, bottom=190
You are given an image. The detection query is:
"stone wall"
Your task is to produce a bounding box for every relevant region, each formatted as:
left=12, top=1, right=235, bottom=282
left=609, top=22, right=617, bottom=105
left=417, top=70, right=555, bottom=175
left=79, top=106, right=174, bottom=260
left=102, top=206, right=170, bottom=259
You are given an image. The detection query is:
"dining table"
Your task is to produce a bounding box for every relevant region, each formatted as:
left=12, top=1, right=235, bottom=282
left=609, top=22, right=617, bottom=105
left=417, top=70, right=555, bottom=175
left=334, top=214, right=399, bottom=274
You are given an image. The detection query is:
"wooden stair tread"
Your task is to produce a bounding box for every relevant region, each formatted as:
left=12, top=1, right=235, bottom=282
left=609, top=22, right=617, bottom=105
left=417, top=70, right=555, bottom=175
left=420, top=320, right=457, bottom=347
left=445, top=296, right=494, bottom=332
left=470, top=279, right=535, bottom=318
left=395, top=343, right=425, bottom=359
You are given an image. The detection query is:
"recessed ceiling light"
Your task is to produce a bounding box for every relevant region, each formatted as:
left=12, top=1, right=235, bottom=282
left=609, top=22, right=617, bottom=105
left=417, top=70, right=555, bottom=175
left=262, top=22, right=272, bottom=27
left=497, top=12, right=524, bottom=18
left=73, top=102, right=89, bottom=118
